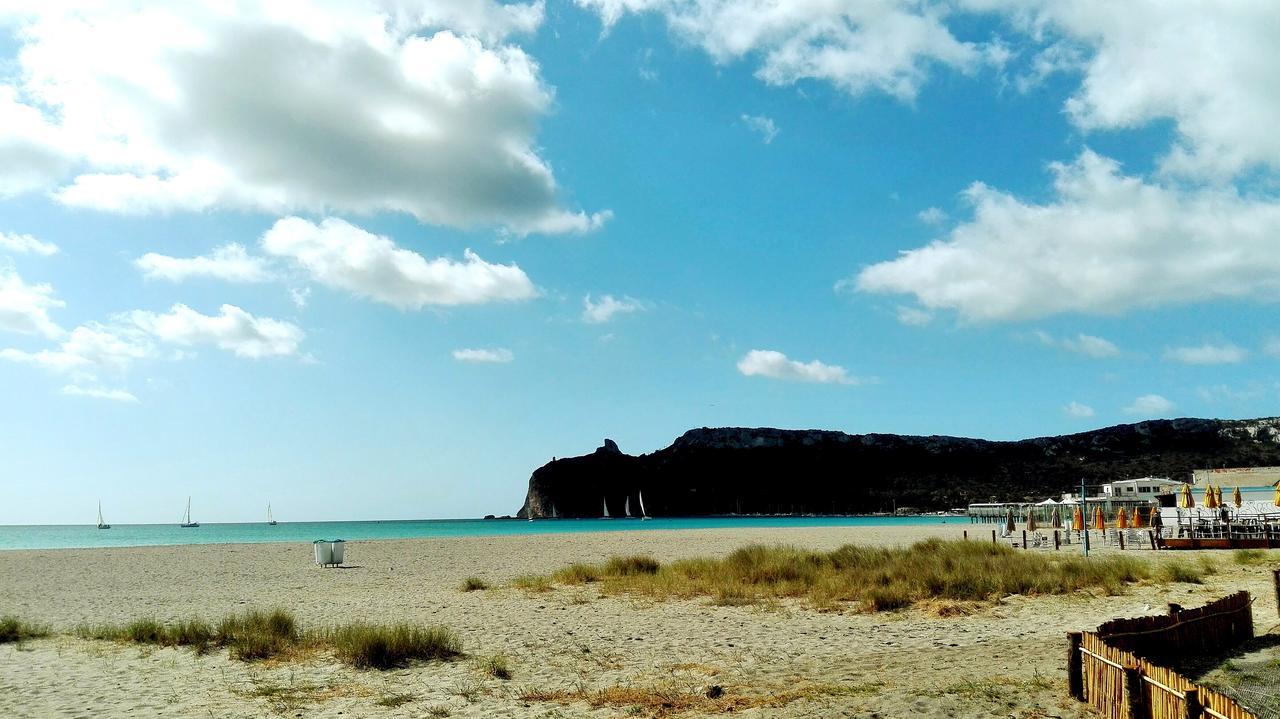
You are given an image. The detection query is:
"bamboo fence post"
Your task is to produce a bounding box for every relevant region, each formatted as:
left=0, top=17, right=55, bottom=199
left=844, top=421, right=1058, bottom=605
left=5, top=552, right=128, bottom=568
left=1067, top=632, right=1084, bottom=701
left=1054, top=531, right=1060, bottom=550
left=1148, top=530, right=1157, bottom=550
left=1182, top=687, right=1201, bottom=719
left=1123, top=664, right=1146, bottom=719
left=1022, top=529, right=1027, bottom=549
left=1118, top=532, right=1125, bottom=550
left=992, top=529, right=996, bottom=544
left=1273, top=569, right=1279, bottom=618
left=963, top=530, right=967, bottom=540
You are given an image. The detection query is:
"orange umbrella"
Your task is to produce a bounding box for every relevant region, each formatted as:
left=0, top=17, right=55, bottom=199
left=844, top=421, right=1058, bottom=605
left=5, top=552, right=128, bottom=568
left=1130, top=506, right=1144, bottom=528
left=1072, top=505, right=1085, bottom=531
left=1232, top=486, right=1242, bottom=508
left=1116, top=507, right=1128, bottom=529
left=1093, top=507, right=1106, bottom=531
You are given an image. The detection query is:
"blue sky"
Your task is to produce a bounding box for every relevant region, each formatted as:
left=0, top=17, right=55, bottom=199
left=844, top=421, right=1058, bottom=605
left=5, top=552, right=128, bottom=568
left=1, top=2, right=1278, bottom=524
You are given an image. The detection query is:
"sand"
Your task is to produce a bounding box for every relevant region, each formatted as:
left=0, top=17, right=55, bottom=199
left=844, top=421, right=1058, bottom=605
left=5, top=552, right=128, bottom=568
left=1, top=523, right=1277, bottom=718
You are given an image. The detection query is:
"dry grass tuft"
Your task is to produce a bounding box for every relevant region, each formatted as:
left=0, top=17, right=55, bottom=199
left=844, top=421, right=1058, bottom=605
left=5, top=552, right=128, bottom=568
left=519, top=680, right=881, bottom=717
left=522, top=539, right=1177, bottom=611
left=327, top=622, right=461, bottom=670
left=460, top=576, right=491, bottom=592
left=0, top=615, right=49, bottom=644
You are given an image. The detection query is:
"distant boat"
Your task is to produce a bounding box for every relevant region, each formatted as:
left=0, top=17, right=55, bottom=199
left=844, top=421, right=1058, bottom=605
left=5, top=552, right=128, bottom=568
left=602, top=496, right=611, bottom=519
left=624, top=496, right=632, bottom=518
left=96, top=501, right=111, bottom=530
left=639, top=490, right=651, bottom=521
left=266, top=503, right=277, bottom=526
left=180, top=497, right=199, bottom=528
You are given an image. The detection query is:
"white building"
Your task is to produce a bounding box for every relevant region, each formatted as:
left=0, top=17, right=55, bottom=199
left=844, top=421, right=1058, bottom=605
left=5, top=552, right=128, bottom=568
left=1101, top=477, right=1183, bottom=499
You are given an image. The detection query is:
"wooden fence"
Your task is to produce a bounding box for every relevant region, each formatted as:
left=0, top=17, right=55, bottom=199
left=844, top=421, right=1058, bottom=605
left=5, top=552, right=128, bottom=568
left=1068, top=592, right=1258, bottom=719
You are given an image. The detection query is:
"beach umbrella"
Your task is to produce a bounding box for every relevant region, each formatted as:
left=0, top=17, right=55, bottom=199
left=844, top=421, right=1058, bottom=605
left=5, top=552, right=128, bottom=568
left=1072, top=505, right=1085, bottom=532
left=1203, top=483, right=1216, bottom=509
left=1215, top=485, right=1225, bottom=508
left=1093, top=507, right=1106, bottom=531
left=1027, top=510, right=1038, bottom=532
left=1005, top=509, right=1016, bottom=535
left=1182, top=483, right=1195, bottom=509
left=1148, top=506, right=1162, bottom=528
left=1051, top=506, right=1063, bottom=529
left=1233, top=487, right=1242, bottom=508
left=1116, top=507, right=1128, bottom=529
left=1130, top=506, right=1144, bottom=528
left=1274, top=483, right=1280, bottom=507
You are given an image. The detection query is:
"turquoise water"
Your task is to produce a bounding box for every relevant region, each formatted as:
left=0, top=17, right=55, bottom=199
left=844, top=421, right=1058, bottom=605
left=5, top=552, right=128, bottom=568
left=0, top=516, right=956, bottom=551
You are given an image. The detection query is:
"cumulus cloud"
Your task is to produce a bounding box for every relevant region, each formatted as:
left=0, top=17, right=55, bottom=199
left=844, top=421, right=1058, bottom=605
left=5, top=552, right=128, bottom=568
left=0, top=231, right=58, bottom=256
left=851, top=151, right=1280, bottom=322
left=975, top=1, right=1280, bottom=179
left=895, top=305, right=933, bottom=327
left=736, top=349, right=858, bottom=385
left=1, top=323, right=154, bottom=377
left=452, top=347, right=514, bottom=363
left=261, top=217, right=537, bottom=309
left=1063, top=401, right=1095, bottom=418
left=741, top=114, right=778, bottom=143
left=127, top=304, right=304, bottom=359
left=0, top=268, right=64, bottom=338
left=917, top=207, right=948, bottom=225
left=582, top=294, right=646, bottom=324
left=1034, top=331, right=1118, bottom=358
left=0, top=2, right=605, bottom=234
left=577, top=0, right=988, bottom=101
left=135, top=243, right=273, bottom=283
left=1163, top=343, right=1246, bottom=365
left=1123, top=394, right=1174, bottom=417
left=61, top=384, right=138, bottom=403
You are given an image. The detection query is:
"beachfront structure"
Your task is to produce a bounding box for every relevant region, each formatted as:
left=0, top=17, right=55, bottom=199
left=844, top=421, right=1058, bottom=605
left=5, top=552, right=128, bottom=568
left=1100, top=476, right=1182, bottom=498
left=1191, top=466, right=1280, bottom=504
left=966, top=496, right=1153, bottom=524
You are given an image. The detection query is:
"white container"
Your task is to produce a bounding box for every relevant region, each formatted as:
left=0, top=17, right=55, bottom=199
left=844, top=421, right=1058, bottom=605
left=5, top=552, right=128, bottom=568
left=313, top=540, right=333, bottom=566
left=330, top=539, right=345, bottom=565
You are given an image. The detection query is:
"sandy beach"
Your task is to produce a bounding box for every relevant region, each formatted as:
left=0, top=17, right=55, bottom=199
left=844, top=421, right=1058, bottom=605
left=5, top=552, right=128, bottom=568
left=2, top=523, right=1276, bottom=718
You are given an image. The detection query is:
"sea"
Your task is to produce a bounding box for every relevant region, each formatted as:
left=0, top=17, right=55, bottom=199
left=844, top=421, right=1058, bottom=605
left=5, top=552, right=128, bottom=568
left=0, top=515, right=956, bottom=551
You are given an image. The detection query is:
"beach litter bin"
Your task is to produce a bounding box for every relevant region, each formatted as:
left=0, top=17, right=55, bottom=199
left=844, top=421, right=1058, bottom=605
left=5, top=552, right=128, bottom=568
left=313, top=539, right=334, bottom=567
left=330, top=539, right=345, bottom=565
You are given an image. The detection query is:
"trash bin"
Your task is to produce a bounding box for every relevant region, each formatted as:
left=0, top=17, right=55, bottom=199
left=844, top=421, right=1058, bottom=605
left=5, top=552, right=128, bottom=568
left=330, top=539, right=345, bottom=565
left=313, top=539, right=333, bottom=566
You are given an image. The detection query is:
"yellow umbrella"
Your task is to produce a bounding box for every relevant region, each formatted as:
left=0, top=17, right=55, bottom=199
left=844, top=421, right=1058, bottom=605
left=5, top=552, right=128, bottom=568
left=1232, top=486, right=1242, bottom=508
left=1181, top=483, right=1194, bottom=508
left=1116, top=507, right=1128, bottom=529
left=1202, top=483, right=1215, bottom=509
left=1072, top=505, right=1085, bottom=531
left=1215, top=485, right=1225, bottom=508
left=1274, top=483, right=1280, bottom=507
left=1093, top=507, right=1106, bottom=531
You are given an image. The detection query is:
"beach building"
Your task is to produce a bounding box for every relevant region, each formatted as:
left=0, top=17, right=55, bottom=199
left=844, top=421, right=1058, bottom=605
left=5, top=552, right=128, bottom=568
left=1191, top=466, right=1280, bottom=504
left=1100, top=476, right=1182, bottom=499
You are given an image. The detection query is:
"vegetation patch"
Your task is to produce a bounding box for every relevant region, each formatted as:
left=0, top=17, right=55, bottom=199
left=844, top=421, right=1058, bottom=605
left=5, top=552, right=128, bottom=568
left=328, top=622, right=461, bottom=669
left=0, top=615, right=49, bottom=644
left=519, top=681, right=880, bottom=717
left=522, top=539, right=1185, bottom=611
left=460, top=576, right=490, bottom=592
left=477, top=652, right=513, bottom=679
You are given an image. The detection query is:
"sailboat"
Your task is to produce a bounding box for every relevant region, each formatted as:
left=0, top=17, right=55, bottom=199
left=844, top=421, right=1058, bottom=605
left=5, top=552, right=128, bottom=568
left=180, top=497, right=199, bottom=528
left=96, top=501, right=111, bottom=530
left=624, top=496, right=632, bottom=518
left=602, top=496, right=611, bottom=519
left=266, top=503, right=277, bottom=526
left=639, top=490, right=651, bottom=521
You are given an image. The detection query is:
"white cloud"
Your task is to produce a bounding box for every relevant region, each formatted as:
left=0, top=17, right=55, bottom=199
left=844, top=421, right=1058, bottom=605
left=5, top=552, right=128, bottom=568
left=0, top=2, right=605, bottom=234
left=135, top=243, right=273, bottom=283
left=0, top=231, right=58, bottom=256
left=976, top=1, right=1280, bottom=179
left=1, top=323, right=153, bottom=377
left=582, top=294, right=646, bottom=324
left=452, top=347, right=514, bottom=363
left=0, top=268, right=64, bottom=338
left=1163, top=343, right=1246, bottom=365
left=916, top=207, right=948, bottom=225
left=61, top=384, right=138, bottom=403
left=127, top=304, right=304, bottom=359
left=1063, top=401, right=1094, bottom=418
left=851, top=151, right=1280, bottom=322
left=737, top=349, right=858, bottom=385
left=741, top=114, right=778, bottom=144
left=1123, top=393, right=1174, bottom=417
left=289, top=287, right=312, bottom=310
left=261, top=217, right=537, bottom=309
left=578, top=0, right=987, bottom=101
left=895, top=305, right=933, bottom=327
left=1034, top=330, right=1118, bottom=358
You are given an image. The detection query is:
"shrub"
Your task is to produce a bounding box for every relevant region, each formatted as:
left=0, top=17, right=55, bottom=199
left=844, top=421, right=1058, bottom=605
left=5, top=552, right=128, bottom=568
left=479, top=653, right=513, bottom=679
left=328, top=622, right=461, bottom=669
left=554, top=563, right=601, bottom=584
left=0, top=615, right=48, bottom=644
left=460, top=576, right=490, bottom=592
left=1156, top=560, right=1204, bottom=584
left=604, top=555, right=660, bottom=576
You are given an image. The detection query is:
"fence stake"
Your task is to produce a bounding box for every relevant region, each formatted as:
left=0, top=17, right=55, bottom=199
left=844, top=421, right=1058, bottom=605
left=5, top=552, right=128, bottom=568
left=963, top=530, right=967, bottom=541
left=1123, top=664, right=1146, bottom=719
left=1054, top=531, right=1060, bottom=551
left=1273, top=569, right=1279, bottom=619
left=1183, top=687, right=1201, bottom=719
left=1067, top=632, right=1084, bottom=701
left=992, top=529, right=996, bottom=545
left=1118, top=532, right=1125, bottom=550
left=1022, top=529, right=1027, bottom=549
left=1148, top=530, right=1157, bottom=550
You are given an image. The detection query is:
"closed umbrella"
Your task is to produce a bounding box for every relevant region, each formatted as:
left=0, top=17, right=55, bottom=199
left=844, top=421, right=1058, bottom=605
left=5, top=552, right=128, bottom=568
left=1130, top=506, right=1144, bottom=528
left=1005, top=509, right=1016, bottom=535
left=1116, top=507, right=1128, bottom=529
left=1203, top=483, right=1216, bottom=509
left=1027, top=510, right=1038, bottom=532
left=1093, top=507, right=1106, bottom=531
left=1183, top=483, right=1195, bottom=509
left=1215, top=485, right=1225, bottom=508
left=1051, top=506, right=1063, bottom=529
left=1232, top=486, right=1242, bottom=508
left=1072, top=505, right=1085, bottom=532
left=1274, top=483, right=1280, bottom=507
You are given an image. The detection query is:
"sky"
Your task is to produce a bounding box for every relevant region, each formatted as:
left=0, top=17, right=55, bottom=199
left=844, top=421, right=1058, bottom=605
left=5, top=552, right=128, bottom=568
left=1, top=1, right=1279, bottom=524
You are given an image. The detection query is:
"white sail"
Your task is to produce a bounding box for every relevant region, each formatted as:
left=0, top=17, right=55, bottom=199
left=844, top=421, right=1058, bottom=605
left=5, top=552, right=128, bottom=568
left=550, top=504, right=558, bottom=519
left=639, top=490, right=650, bottom=520
left=624, top=496, right=632, bottom=517
left=181, top=497, right=199, bottom=527
left=97, top=501, right=110, bottom=529
left=267, top=503, right=276, bottom=525
left=602, top=497, right=610, bottom=518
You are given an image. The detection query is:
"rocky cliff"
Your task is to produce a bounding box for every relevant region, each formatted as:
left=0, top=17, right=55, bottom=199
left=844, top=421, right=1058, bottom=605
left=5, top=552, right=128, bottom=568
left=516, top=418, right=1280, bottom=518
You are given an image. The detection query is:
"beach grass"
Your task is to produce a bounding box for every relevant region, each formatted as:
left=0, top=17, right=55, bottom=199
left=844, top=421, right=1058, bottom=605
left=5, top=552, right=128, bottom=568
left=0, top=615, right=49, bottom=644
left=523, top=539, right=1189, bottom=610
left=327, top=622, right=461, bottom=669
left=460, top=576, right=491, bottom=591
left=477, top=652, right=513, bottom=679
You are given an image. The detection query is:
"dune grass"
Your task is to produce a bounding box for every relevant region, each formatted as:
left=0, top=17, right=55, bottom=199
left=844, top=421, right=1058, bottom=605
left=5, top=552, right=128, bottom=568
left=460, top=576, right=491, bottom=592
left=0, top=615, right=49, bottom=644
left=477, top=653, right=513, bottom=679
left=524, top=539, right=1193, bottom=611
left=327, top=622, right=461, bottom=669
left=75, top=609, right=461, bottom=669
